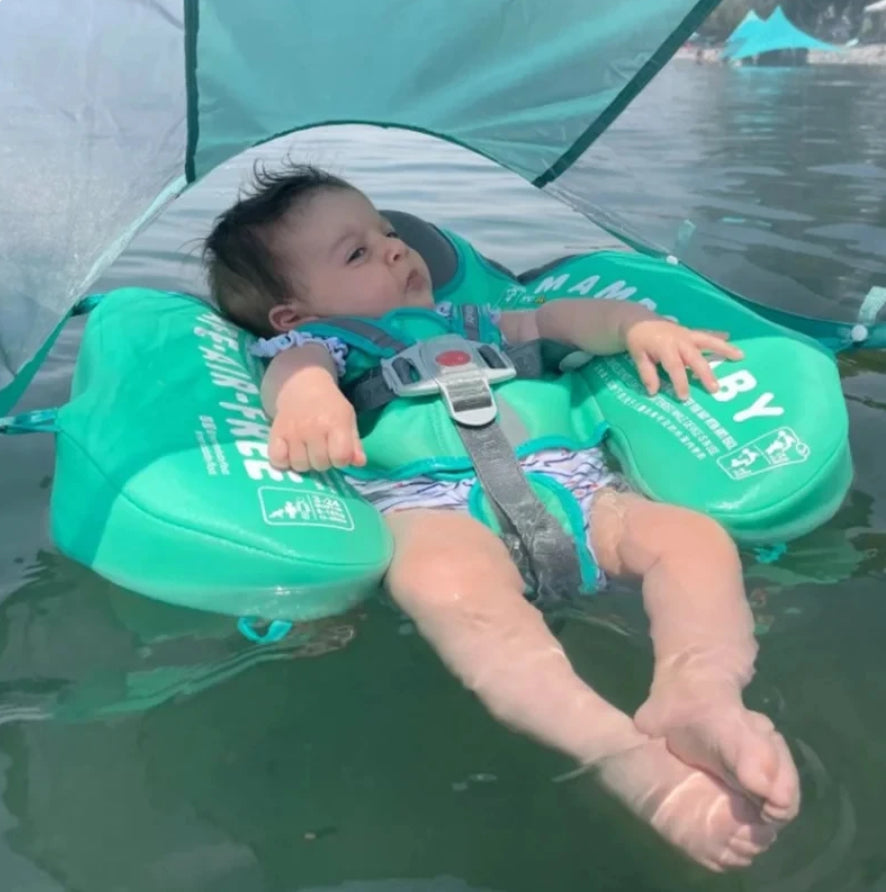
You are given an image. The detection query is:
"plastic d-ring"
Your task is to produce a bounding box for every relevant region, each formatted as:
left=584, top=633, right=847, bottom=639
left=753, top=543, right=787, bottom=565
left=237, top=616, right=293, bottom=644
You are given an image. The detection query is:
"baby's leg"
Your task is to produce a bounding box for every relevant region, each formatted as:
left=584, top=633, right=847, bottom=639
left=384, top=508, right=782, bottom=870
left=589, top=491, right=799, bottom=824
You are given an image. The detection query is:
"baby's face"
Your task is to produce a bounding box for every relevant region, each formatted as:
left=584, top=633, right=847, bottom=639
left=269, top=187, right=433, bottom=328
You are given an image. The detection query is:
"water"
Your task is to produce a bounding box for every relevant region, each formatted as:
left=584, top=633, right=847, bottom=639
left=1, top=61, right=886, bottom=891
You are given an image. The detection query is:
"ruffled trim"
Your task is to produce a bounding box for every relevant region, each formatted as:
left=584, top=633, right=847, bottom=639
left=250, top=330, right=349, bottom=378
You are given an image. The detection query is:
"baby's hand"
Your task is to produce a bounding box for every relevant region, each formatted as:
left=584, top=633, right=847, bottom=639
left=624, top=318, right=743, bottom=400
left=267, top=369, right=366, bottom=472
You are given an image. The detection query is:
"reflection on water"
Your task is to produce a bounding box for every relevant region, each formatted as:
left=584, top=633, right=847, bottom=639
left=1, top=62, right=885, bottom=891
left=558, top=65, right=886, bottom=323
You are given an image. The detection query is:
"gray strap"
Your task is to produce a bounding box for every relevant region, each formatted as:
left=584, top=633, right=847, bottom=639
left=455, top=420, right=584, bottom=604
left=322, top=317, right=410, bottom=354
left=342, top=367, right=394, bottom=413
left=460, top=304, right=482, bottom=341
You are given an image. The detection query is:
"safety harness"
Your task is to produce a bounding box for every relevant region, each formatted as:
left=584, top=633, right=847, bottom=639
left=311, top=306, right=593, bottom=605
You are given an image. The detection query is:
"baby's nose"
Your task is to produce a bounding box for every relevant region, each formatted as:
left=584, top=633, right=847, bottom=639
left=386, top=238, right=406, bottom=262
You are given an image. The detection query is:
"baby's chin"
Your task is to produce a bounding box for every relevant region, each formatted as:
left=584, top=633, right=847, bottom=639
left=405, top=287, right=435, bottom=309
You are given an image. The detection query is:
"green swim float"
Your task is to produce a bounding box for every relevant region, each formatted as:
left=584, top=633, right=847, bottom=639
left=42, top=221, right=850, bottom=627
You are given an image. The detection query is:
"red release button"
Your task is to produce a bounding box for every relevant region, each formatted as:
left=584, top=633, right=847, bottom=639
left=435, top=349, right=471, bottom=367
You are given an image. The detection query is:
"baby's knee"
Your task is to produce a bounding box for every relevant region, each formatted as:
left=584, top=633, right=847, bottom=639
left=385, top=511, right=522, bottom=609
left=591, top=490, right=738, bottom=577
left=641, top=503, right=740, bottom=576
left=667, top=505, right=735, bottom=554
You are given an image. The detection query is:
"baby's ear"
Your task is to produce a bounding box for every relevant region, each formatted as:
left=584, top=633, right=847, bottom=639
left=267, top=302, right=307, bottom=332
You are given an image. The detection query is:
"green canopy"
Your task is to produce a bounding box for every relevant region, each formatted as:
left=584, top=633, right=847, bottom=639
left=1, top=0, right=882, bottom=417
left=0, top=0, right=724, bottom=414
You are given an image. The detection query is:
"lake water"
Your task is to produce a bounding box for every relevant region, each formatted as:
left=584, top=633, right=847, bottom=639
left=1, top=61, right=885, bottom=891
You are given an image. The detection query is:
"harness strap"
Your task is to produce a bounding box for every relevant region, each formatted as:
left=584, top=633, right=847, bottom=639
left=460, top=304, right=482, bottom=341
left=455, top=420, right=584, bottom=603
left=324, top=313, right=585, bottom=605
left=311, top=317, right=411, bottom=355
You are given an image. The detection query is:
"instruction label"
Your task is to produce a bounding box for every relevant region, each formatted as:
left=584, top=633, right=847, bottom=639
left=258, top=487, right=355, bottom=530
left=717, top=428, right=810, bottom=480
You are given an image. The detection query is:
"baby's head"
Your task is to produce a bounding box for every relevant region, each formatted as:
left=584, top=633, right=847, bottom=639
left=204, top=163, right=433, bottom=336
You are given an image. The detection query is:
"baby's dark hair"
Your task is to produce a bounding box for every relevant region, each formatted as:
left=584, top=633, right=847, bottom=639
left=203, top=162, right=354, bottom=336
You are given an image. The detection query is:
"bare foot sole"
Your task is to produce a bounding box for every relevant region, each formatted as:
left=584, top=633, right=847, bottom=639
left=596, top=737, right=784, bottom=872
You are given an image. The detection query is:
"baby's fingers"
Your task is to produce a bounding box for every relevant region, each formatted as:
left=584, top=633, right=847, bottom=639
left=268, top=432, right=311, bottom=472
left=268, top=425, right=312, bottom=472
left=306, top=435, right=333, bottom=472
left=681, top=345, right=721, bottom=395
left=632, top=350, right=661, bottom=396
left=351, top=433, right=367, bottom=467
left=268, top=434, right=291, bottom=470
left=326, top=425, right=351, bottom=468
left=660, top=349, right=691, bottom=400
left=327, top=422, right=365, bottom=468
left=691, top=330, right=744, bottom=360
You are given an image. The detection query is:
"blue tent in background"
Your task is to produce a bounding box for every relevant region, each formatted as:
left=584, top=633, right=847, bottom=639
left=723, top=6, right=843, bottom=61
left=722, top=9, right=766, bottom=57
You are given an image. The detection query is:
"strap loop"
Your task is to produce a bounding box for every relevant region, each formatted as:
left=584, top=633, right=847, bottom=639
left=73, top=294, right=105, bottom=315
left=0, top=408, right=59, bottom=434
left=237, top=616, right=293, bottom=644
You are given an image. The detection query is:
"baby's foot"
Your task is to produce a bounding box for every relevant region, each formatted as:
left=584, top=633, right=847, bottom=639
left=596, top=737, right=783, bottom=871
left=635, top=675, right=799, bottom=824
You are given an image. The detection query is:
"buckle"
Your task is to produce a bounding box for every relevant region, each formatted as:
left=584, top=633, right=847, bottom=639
left=380, top=335, right=516, bottom=427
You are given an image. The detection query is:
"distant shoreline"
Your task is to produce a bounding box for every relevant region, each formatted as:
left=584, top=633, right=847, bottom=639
left=675, top=43, right=886, bottom=66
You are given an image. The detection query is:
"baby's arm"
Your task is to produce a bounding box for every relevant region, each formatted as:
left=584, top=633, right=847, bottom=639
left=499, top=299, right=655, bottom=355
left=260, top=343, right=366, bottom=472
left=499, top=299, right=741, bottom=399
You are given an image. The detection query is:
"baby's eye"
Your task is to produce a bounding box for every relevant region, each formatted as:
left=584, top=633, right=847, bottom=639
left=386, top=230, right=399, bottom=239
left=347, top=246, right=366, bottom=263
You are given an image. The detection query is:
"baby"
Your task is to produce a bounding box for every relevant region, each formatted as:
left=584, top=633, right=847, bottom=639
left=204, top=163, right=800, bottom=871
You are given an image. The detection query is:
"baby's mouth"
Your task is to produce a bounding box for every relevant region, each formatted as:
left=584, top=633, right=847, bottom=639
left=405, top=269, right=424, bottom=292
